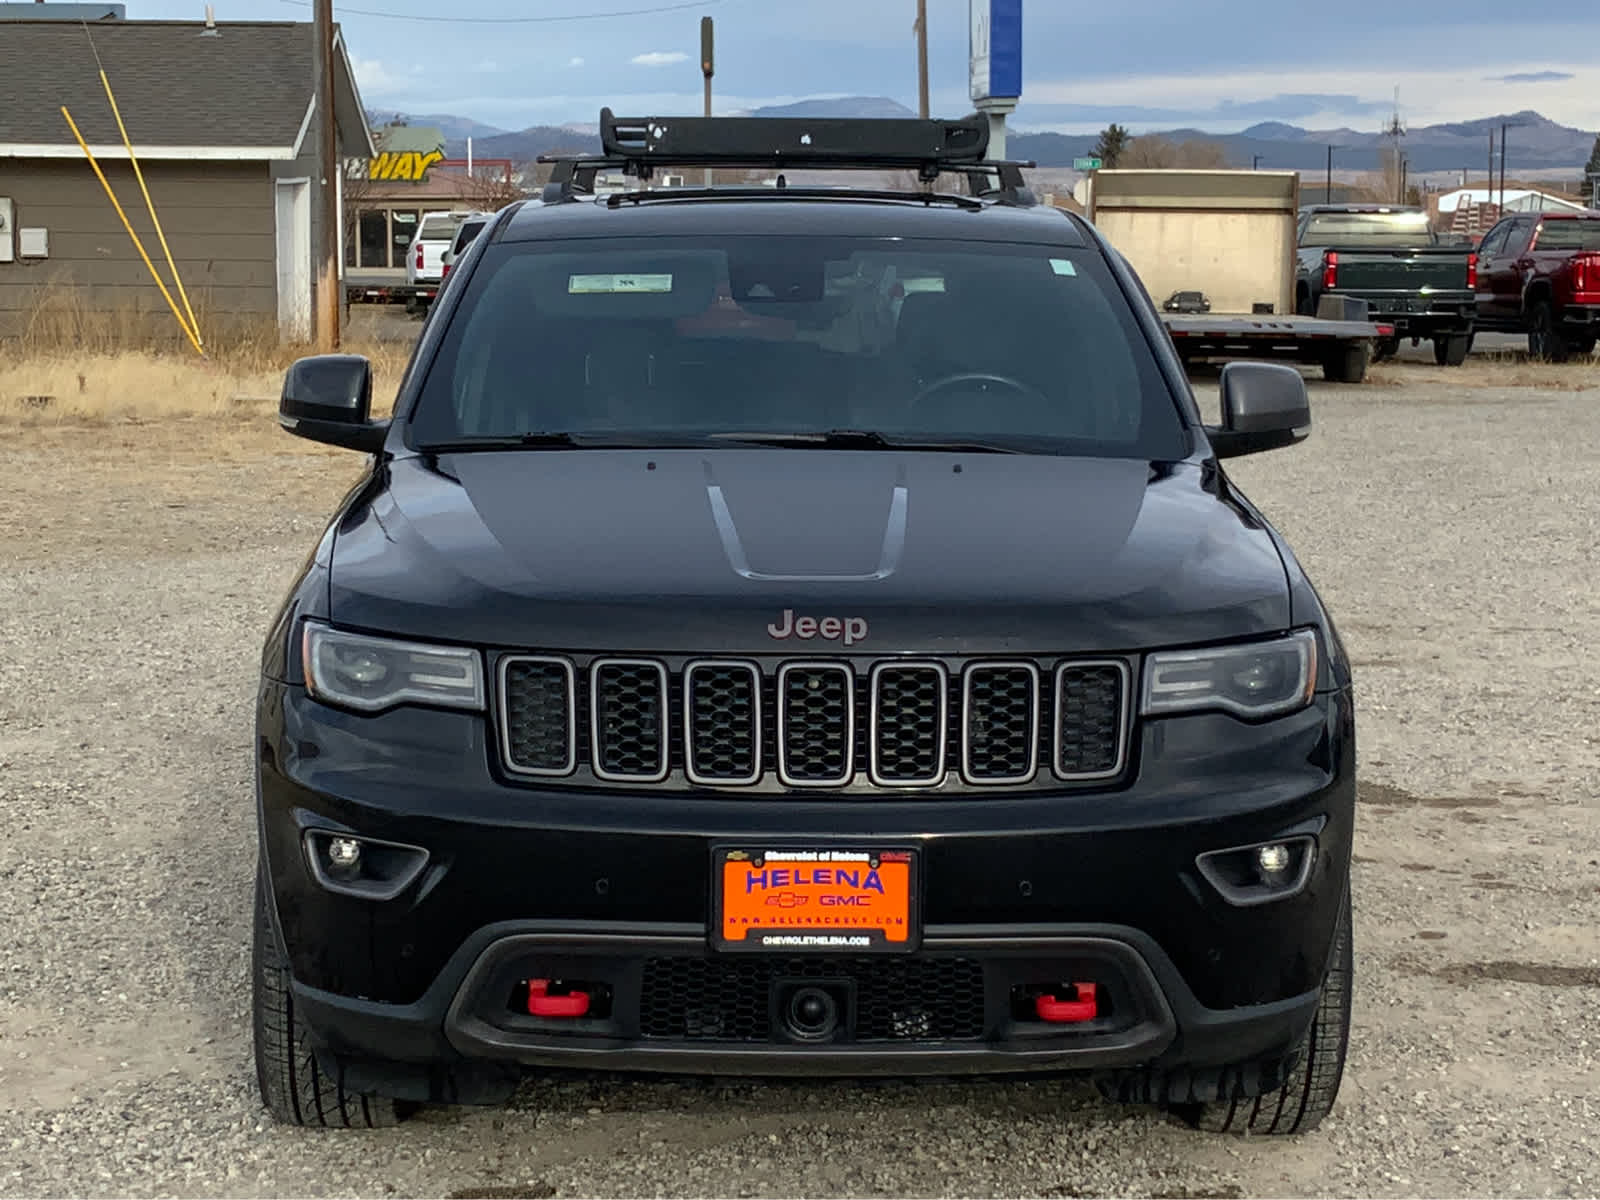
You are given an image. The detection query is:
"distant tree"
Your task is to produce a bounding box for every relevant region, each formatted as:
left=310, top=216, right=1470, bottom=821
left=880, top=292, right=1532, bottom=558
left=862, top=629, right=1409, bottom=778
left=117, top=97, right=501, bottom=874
left=461, top=166, right=525, bottom=209
left=1587, top=133, right=1600, bottom=204
left=1119, top=135, right=1232, bottom=170
left=1092, top=123, right=1131, bottom=168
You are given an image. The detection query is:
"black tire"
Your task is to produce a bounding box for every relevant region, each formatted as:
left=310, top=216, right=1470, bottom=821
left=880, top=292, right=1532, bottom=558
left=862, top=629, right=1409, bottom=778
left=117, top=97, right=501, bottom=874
left=1372, top=335, right=1401, bottom=363
left=1527, top=301, right=1569, bottom=363
left=1433, top=333, right=1470, bottom=366
left=252, top=865, right=408, bottom=1128
left=1176, top=886, right=1353, bottom=1137
left=1321, top=343, right=1368, bottom=384
left=1567, top=335, right=1597, bottom=358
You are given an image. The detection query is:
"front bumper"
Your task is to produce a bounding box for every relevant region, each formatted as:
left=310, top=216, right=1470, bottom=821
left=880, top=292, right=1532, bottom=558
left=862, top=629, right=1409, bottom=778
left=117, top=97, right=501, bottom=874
left=256, top=679, right=1354, bottom=1083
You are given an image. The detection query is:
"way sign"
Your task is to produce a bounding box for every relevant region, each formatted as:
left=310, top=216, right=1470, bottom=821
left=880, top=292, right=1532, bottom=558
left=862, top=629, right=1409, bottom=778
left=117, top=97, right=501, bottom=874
left=1073, top=156, right=1103, bottom=170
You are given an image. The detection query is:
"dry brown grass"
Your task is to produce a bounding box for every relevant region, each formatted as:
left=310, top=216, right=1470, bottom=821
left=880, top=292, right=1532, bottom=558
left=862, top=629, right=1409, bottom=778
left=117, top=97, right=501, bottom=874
left=1, top=286, right=411, bottom=436
left=1370, top=353, right=1600, bottom=391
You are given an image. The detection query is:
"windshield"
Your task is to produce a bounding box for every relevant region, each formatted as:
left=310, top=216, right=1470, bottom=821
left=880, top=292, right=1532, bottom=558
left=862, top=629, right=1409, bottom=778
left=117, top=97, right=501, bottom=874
left=408, top=235, right=1187, bottom=459
left=1535, top=220, right=1600, bottom=251
left=1301, top=211, right=1437, bottom=247
left=420, top=214, right=464, bottom=241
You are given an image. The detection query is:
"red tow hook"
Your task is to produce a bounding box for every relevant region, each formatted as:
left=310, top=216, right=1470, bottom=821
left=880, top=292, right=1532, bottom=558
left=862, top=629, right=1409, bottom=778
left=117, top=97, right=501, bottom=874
left=527, top=979, right=590, bottom=1018
left=1035, top=982, right=1099, bottom=1023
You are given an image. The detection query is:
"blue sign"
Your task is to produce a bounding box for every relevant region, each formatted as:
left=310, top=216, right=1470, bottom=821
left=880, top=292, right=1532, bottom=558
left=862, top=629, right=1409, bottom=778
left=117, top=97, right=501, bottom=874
left=969, top=0, right=1022, bottom=104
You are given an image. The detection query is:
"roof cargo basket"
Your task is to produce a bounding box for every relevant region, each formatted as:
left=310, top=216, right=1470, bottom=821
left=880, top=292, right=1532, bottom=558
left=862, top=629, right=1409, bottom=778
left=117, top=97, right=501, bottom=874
left=538, top=107, right=1036, bottom=207
left=599, top=107, right=989, bottom=167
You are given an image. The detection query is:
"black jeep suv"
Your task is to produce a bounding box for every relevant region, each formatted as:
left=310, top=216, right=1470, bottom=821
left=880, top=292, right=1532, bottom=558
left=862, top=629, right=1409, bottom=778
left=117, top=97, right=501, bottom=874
left=254, top=111, right=1355, bottom=1136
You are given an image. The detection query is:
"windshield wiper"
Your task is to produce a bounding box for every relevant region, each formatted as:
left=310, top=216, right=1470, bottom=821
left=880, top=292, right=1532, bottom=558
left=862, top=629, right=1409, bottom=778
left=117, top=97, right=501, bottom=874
left=708, top=429, right=1024, bottom=454
left=417, top=431, right=720, bottom=453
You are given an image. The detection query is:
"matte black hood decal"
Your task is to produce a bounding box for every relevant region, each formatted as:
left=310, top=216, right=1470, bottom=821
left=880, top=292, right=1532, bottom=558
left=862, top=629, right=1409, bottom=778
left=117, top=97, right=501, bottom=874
left=705, top=460, right=909, bottom=583
left=328, top=449, right=1291, bottom=654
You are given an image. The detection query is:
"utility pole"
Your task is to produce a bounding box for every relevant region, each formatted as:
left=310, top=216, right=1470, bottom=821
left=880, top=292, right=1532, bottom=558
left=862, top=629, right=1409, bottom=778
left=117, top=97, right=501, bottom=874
left=1487, top=130, right=1494, bottom=219
left=700, top=17, right=713, bottom=188
left=1498, top=121, right=1508, bottom=213
left=1325, top=145, right=1333, bottom=203
left=914, top=0, right=929, bottom=119
left=314, top=0, right=340, bottom=349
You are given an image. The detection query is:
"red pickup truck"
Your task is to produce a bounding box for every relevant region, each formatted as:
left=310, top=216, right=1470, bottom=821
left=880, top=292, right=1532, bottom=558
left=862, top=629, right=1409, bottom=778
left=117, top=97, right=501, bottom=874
left=1473, top=211, right=1600, bottom=361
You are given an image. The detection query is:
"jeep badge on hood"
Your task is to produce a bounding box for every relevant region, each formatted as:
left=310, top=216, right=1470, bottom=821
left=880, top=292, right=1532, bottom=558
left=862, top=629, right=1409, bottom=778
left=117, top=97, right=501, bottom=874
left=767, top=609, right=869, bottom=646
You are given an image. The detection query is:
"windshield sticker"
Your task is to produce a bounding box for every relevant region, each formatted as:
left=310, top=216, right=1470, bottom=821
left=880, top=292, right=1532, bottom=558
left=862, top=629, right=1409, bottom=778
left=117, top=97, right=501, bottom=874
left=1050, top=258, right=1078, bottom=277
left=568, top=273, right=674, bottom=294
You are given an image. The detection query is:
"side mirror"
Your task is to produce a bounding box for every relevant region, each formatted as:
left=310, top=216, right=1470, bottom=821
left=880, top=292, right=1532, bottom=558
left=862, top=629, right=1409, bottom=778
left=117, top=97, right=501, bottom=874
left=278, top=354, right=389, bottom=453
left=1206, top=361, right=1311, bottom=459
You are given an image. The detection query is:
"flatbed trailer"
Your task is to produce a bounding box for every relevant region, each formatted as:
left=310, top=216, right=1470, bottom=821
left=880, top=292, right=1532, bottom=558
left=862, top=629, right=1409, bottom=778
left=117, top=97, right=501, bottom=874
left=1086, top=168, right=1384, bottom=382
left=345, top=280, right=438, bottom=307
left=1162, top=312, right=1395, bottom=372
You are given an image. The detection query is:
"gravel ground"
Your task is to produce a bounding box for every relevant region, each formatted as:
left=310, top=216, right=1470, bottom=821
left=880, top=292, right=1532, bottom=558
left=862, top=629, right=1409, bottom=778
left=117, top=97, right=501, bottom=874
left=1, top=359, right=1597, bottom=1198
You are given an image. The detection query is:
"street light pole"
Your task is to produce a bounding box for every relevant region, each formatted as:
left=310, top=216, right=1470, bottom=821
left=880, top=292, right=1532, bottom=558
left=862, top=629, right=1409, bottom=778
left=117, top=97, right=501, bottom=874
left=1326, top=145, right=1333, bottom=202
left=700, top=17, right=713, bottom=188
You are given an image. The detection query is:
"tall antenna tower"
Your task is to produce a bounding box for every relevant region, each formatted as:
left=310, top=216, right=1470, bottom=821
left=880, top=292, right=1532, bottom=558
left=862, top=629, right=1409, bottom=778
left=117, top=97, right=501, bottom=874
left=1382, top=85, right=1407, bottom=202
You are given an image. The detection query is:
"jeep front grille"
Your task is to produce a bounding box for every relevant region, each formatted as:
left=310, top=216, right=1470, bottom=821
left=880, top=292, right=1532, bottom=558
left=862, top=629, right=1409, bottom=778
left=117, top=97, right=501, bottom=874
left=498, top=654, right=1131, bottom=793
left=684, top=661, right=761, bottom=785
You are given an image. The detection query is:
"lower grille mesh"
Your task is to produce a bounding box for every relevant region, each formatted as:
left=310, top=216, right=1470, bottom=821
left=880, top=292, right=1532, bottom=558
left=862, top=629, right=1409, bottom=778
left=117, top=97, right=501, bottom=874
left=639, top=956, right=987, bottom=1041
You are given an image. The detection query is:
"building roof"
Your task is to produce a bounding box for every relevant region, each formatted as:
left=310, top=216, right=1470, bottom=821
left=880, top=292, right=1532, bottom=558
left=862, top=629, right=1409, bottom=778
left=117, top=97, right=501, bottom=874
left=1437, top=187, right=1589, bottom=214
left=0, top=18, right=373, bottom=160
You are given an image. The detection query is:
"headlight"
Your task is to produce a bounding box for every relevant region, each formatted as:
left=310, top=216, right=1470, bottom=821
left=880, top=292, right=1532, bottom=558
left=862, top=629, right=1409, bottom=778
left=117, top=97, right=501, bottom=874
left=301, top=621, right=484, bottom=713
left=1141, top=630, right=1317, bottom=720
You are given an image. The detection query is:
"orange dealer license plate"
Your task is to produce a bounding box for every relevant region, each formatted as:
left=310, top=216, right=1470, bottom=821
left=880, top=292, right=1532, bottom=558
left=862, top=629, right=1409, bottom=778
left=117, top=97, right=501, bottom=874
left=712, top=847, right=919, bottom=953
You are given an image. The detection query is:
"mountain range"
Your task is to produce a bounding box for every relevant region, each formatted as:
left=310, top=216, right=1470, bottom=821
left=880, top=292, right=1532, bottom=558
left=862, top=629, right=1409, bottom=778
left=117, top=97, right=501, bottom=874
left=366, top=99, right=1598, bottom=174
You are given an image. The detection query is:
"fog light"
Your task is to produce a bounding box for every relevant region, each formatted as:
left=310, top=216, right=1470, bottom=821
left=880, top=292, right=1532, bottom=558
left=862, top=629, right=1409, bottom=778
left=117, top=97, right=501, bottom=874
left=1256, top=843, right=1292, bottom=878
left=1195, top=835, right=1316, bottom=907
left=327, top=837, right=362, bottom=870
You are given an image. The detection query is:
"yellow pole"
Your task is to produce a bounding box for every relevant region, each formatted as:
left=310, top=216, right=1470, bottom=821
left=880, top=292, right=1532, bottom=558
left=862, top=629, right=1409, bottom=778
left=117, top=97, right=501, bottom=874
left=60, top=105, right=204, bottom=357
left=99, top=69, right=204, bottom=351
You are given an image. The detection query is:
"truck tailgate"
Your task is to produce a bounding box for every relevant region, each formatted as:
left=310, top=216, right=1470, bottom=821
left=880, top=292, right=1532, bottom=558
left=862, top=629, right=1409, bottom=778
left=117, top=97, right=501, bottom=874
left=1329, top=249, right=1471, bottom=293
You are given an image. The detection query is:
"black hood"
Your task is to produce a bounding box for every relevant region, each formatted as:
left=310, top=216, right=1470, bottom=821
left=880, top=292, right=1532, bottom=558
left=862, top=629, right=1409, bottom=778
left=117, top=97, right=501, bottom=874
left=327, top=449, right=1290, bottom=654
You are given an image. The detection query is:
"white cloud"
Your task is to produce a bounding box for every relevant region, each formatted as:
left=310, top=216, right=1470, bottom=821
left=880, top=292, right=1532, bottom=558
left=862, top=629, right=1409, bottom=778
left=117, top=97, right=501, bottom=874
left=568, top=56, right=585, bottom=68
left=630, top=51, right=688, bottom=67
left=350, top=56, right=407, bottom=97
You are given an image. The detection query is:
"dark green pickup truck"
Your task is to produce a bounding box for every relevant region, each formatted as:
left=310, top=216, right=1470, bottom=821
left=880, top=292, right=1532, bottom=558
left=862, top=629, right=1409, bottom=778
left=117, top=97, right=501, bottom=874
left=1294, top=205, right=1477, bottom=365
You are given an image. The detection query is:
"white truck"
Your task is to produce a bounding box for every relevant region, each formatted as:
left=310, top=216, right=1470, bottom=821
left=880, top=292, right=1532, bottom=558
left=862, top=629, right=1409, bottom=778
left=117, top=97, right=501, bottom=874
left=1085, top=168, right=1387, bottom=383
left=405, top=211, right=467, bottom=287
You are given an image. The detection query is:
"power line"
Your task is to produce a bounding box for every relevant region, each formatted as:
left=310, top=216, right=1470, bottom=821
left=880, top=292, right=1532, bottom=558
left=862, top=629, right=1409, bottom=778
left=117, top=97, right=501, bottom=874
left=277, top=0, right=735, bottom=23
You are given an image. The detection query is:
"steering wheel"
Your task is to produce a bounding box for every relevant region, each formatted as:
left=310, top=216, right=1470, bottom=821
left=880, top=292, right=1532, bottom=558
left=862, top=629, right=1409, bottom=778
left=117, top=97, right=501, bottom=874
left=910, top=371, right=1051, bottom=411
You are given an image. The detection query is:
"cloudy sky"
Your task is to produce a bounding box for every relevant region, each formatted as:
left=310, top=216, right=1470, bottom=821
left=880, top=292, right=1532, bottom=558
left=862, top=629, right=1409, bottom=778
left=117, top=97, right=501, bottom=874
left=136, top=0, right=1600, bottom=135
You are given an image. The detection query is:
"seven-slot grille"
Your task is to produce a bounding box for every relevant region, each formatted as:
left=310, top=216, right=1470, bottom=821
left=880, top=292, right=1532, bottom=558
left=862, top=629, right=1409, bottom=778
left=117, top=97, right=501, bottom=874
left=497, top=655, right=1130, bottom=790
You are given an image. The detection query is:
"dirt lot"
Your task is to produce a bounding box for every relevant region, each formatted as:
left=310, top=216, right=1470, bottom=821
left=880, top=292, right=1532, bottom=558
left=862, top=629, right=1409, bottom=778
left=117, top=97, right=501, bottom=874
left=1, top=349, right=1597, bottom=1198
